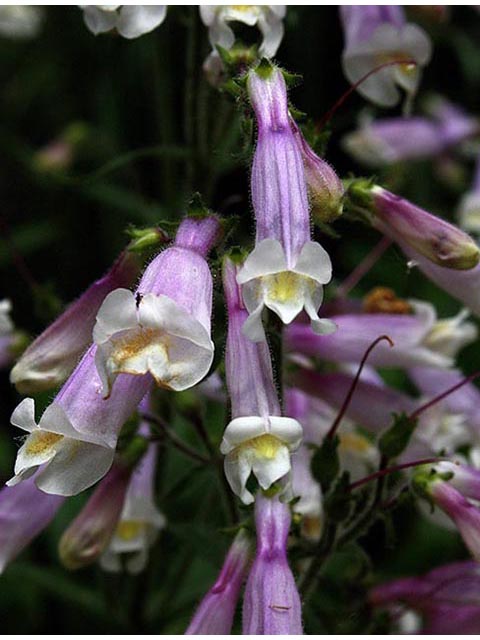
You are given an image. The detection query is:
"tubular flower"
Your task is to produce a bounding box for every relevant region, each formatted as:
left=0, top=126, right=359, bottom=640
left=10, top=249, right=140, bottom=394
left=101, top=401, right=165, bottom=574
left=186, top=530, right=253, bottom=635
left=370, top=561, right=480, bottom=634
left=344, top=100, right=478, bottom=168
left=286, top=300, right=460, bottom=371
left=80, top=5, right=167, bottom=39
left=221, top=257, right=303, bottom=505
left=414, top=469, right=480, bottom=561
left=237, top=65, right=334, bottom=341
left=458, top=153, right=480, bottom=235
left=59, top=462, right=133, bottom=570
left=93, top=216, right=218, bottom=398
left=339, top=5, right=432, bottom=108
left=0, top=472, right=65, bottom=574
left=200, top=5, right=286, bottom=58
left=290, top=118, right=344, bottom=224
left=348, top=181, right=480, bottom=270
left=243, top=493, right=303, bottom=634
left=7, top=346, right=151, bottom=496
left=286, top=389, right=324, bottom=540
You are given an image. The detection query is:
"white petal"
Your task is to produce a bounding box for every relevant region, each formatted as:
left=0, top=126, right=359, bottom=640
left=293, top=241, right=332, bottom=285
left=82, top=6, right=118, bottom=35
left=236, top=239, right=288, bottom=285
left=221, top=416, right=268, bottom=454
left=258, top=12, right=284, bottom=58
left=35, top=440, right=115, bottom=496
left=251, top=443, right=291, bottom=490
left=11, top=397, right=38, bottom=433
left=241, top=302, right=267, bottom=343
left=117, top=5, right=167, bottom=39
left=199, top=6, right=216, bottom=27
left=93, top=288, right=138, bottom=345
left=224, top=453, right=254, bottom=505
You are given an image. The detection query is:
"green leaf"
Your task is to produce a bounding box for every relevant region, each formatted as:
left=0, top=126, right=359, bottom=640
left=310, top=436, right=340, bottom=492
left=379, top=413, right=418, bottom=459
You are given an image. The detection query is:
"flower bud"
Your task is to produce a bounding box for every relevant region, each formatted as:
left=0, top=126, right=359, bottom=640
left=59, top=462, right=132, bottom=570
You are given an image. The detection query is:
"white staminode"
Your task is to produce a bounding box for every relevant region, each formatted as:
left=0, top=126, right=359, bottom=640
left=343, top=22, right=432, bottom=107
left=0, top=299, right=13, bottom=335
left=237, top=238, right=335, bottom=341
left=93, top=288, right=214, bottom=398
left=200, top=5, right=286, bottom=58
left=100, top=493, right=165, bottom=574
left=7, top=398, right=114, bottom=496
left=80, top=5, right=167, bottom=39
left=220, top=415, right=303, bottom=505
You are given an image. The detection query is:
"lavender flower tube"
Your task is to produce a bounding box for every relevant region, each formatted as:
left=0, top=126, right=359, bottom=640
left=7, top=346, right=151, bottom=496
left=237, top=64, right=334, bottom=341
left=221, top=257, right=303, bottom=505
left=340, top=6, right=432, bottom=107
left=243, top=493, right=303, bottom=634
left=0, top=473, right=65, bottom=573
left=186, top=530, right=252, bottom=635
left=93, top=216, right=219, bottom=397
left=10, top=249, right=140, bottom=394
left=370, top=561, right=480, bottom=634
left=285, top=300, right=456, bottom=370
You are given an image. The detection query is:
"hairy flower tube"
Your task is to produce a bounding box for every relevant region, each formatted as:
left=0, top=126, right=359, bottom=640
left=349, top=181, right=480, bottom=270
left=0, top=472, right=65, bottom=574
left=186, top=530, right=252, bottom=635
left=59, top=460, right=134, bottom=570
left=340, top=5, right=432, bottom=108
left=290, top=117, right=344, bottom=224
left=286, top=300, right=459, bottom=371
left=10, top=249, right=140, bottom=394
left=414, top=470, right=480, bottom=561
left=221, top=257, right=303, bottom=505
left=93, top=216, right=218, bottom=398
left=237, top=64, right=334, bottom=341
left=370, top=561, right=480, bottom=634
left=100, top=399, right=165, bottom=574
left=243, top=492, right=303, bottom=634
left=80, top=5, right=167, bottom=39
left=7, top=347, right=151, bottom=496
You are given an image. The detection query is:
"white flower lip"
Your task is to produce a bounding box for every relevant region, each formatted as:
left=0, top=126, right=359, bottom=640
left=94, top=289, right=214, bottom=397
left=7, top=398, right=115, bottom=496
left=220, top=415, right=303, bottom=455
left=81, top=5, right=167, bottom=39
left=237, top=239, right=335, bottom=341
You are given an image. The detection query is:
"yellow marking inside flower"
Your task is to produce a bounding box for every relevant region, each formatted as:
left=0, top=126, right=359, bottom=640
left=25, top=431, right=63, bottom=455
left=265, top=272, right=305, bottom=304
left=239, top=434, right=283, bottom=459
left=116, top=520, right=145, bottom=541
left=379, top=52, right=417, bottom=76
left=339, top=432, right=372, bottom=455
left=230, top=5, right=254, bottom=11
left=112, top=328, right=162, bottom=362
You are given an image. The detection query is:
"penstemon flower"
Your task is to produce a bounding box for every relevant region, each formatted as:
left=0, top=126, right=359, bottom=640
left=340, top=5, right=432, bottom=108
left=237, top=64, right=334, bottom=341
left=221, top=257, right=303, bottom=505
left=80, top=5, right=167, bottom=39
left=0, top=473, right=65, bottom=574
left=7, top=346, right=151, bottom=496
left=93, top=216, right=219, bottom=398
left=186, top=530, right=252, bottom=635
left=243, top=492, right=303, bottom=634
left=100, top=397, right=165, bottom=574
left=10, top=249, right=140, bottom=394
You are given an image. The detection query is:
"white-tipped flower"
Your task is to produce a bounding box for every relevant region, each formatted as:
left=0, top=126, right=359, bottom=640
left=80, top=5, right=167, bottom=39
left=93, top=217, right=219, bottom=397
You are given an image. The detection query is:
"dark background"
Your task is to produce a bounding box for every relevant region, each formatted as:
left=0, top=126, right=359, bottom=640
left=0, top=5, right=479, bottom=633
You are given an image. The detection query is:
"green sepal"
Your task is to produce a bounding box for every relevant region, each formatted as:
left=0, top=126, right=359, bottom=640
left=324, top=472, right=352, bottom=523
left=379, top=412, right=418, bottom=459
left=310, top=435, right=340, bottom=493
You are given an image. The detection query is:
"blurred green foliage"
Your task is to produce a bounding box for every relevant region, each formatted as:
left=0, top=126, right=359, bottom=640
left=1, top=5, right=479, bottom=633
